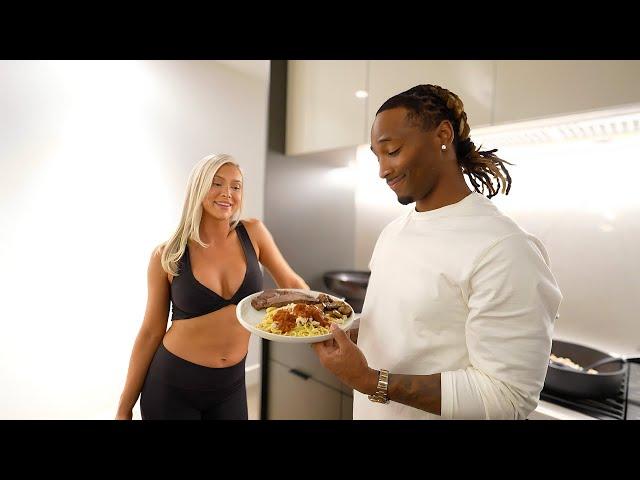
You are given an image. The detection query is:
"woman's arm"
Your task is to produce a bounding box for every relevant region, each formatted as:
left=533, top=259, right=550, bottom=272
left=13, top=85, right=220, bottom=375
left=116, top=247, right=170, bottom=419
left=243, top=219, right=309, bottom=289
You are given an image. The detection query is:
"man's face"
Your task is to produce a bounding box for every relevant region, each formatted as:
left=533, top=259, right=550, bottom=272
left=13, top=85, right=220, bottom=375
left=370, top=107, right=442, bottom=205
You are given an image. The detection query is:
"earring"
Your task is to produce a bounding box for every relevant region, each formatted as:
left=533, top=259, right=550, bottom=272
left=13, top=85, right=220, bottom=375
left=441, top=144, right=447, bottom=151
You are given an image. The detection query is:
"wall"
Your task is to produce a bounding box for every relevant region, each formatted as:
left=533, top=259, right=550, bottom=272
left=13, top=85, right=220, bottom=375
left=263, top=147, right=356, bottom=291
left=0, top=60, right=270, bottom=419
left=488, top=136, right=640, bottom=356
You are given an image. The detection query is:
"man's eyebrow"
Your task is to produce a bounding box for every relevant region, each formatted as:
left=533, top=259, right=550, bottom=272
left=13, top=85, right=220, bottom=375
left=371, top=137, right=393, bottom=152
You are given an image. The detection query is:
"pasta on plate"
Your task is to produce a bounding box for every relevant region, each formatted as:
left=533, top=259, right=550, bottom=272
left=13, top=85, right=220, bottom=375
left=256, top=302, right=348, bottom=337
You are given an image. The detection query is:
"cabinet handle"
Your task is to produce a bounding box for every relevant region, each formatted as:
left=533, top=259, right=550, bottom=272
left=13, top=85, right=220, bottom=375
left=289, top=368, right=311, bottom=380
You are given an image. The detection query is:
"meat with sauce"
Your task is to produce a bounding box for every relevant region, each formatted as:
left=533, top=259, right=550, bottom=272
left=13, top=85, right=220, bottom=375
left=251, top=289, right=319, bottom=310
left=272, top=310, right=298, bottom=334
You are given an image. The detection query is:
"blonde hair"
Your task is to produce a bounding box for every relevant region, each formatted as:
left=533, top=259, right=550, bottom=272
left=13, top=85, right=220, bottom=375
left=159, top=153, right=244, bottom=276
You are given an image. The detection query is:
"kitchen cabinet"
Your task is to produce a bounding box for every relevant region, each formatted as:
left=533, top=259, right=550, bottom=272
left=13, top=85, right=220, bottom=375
left=267, top=359, right=345, bottom=420
left=367, top=60, right=495, bottom=133
left=269, top=340, right=353, bottom=395
left=285, top=60, right=640, bottom=156
left=265, top=341, right=355, bottom=419
left=286, top=60, right=368, bottom=155
left=341, top=392, right=353, bottom=420
left=493, top=60, right=640, bottom=124
left=286, top=60, right=493, bottom=155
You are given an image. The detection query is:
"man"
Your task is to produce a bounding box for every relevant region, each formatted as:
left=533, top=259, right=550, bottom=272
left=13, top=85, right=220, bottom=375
left=312, top=84, right=562, bottom=419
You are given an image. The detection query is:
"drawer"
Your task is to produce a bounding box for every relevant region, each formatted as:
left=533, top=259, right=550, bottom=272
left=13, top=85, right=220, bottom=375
left=269, top=340, right=347, bottom=392
left=267, top=360, right=342, bottom=419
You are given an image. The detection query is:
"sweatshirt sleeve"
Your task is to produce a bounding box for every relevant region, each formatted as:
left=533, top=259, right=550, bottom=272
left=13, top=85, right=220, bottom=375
left=440, top=233, right=563, bottom=419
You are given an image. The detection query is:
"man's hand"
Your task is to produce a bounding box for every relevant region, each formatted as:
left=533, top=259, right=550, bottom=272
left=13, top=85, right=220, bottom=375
left=312, top=323, right=377, bottom=394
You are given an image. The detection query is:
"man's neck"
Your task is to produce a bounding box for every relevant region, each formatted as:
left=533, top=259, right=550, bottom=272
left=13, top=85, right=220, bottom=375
left=415, top=178, right=472, bottom=212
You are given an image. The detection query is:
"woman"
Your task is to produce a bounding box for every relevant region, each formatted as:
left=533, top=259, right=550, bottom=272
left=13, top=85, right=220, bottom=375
left=116, top=153, right=309, bottom=420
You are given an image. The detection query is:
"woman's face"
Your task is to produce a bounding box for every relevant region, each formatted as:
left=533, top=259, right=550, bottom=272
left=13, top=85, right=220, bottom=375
left=202, top=163, right=242, bottom=221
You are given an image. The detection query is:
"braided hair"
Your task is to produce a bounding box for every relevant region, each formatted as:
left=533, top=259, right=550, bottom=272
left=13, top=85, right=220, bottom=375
left=377, top=84, right=512, bottom=198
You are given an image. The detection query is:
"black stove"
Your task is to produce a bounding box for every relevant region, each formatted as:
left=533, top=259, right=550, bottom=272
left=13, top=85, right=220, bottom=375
left=540, top=361, right=640, bottom=420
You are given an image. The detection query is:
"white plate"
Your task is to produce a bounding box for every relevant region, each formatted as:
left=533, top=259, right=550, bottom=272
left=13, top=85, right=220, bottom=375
left=236, top=289, right=356, bottom=343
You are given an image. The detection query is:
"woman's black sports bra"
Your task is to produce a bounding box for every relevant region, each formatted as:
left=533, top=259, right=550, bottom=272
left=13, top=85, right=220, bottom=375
left=170, top=221, right=263, bottom=320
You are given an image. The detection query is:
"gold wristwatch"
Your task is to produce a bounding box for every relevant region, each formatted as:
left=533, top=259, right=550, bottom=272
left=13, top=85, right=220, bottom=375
left=368, top=369, right=390, bottom=404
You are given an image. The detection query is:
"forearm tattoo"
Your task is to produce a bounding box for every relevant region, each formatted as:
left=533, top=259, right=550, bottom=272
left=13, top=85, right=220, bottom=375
left=388, top=373, right=442, bottom=416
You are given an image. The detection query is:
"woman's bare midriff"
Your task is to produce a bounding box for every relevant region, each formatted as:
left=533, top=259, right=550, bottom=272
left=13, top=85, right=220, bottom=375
left=162, top=304, right=251, bottom=368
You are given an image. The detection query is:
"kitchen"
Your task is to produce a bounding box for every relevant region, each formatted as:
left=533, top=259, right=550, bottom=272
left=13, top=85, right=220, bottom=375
left=261, top=60, right=640, bottom=420
left=1, top=59, right=638, bottom=420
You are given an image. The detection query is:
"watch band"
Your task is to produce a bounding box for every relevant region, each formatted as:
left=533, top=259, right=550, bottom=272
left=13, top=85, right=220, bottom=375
left=368, top=369, right=390, bottom=404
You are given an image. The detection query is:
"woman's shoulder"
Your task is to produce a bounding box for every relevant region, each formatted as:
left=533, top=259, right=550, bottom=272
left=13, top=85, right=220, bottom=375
left=238, top=217, right=266, bottom=234
left=239, top=217, right=262, bottom=227
left=238, top=219, right=269, bottom=252
left=146, top=242, right=172, bottom=280
left=152, top=242, right=167, bottom=258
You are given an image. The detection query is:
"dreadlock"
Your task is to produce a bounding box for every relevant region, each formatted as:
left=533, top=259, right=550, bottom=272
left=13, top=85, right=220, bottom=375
left=376, top=84, right=512, bottom=198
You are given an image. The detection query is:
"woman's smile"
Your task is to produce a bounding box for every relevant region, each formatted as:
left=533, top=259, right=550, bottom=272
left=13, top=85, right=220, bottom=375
left=213, top=200, right=233, bottom=210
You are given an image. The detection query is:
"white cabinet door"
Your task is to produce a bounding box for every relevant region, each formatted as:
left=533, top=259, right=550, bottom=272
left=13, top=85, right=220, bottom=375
left=267, top=360, right=342, bottom=419
left=494, top=60, right=640, bottom=124
left=367, top=61, right=495, bottom=135
left=269, top=341, right=350, bottom=393
left=286, top=60, right=368, bottom=155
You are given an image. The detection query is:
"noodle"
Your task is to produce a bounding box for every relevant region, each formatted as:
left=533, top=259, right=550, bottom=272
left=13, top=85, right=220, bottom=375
left=256, top=303, right=347, bottom=337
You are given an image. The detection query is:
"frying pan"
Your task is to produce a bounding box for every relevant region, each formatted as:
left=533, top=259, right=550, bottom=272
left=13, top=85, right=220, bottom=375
left=544, top=339, right=640, bottom=399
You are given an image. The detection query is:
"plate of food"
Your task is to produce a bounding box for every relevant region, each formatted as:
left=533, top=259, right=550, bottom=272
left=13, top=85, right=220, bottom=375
left=236, top=289, right=356, bottom=343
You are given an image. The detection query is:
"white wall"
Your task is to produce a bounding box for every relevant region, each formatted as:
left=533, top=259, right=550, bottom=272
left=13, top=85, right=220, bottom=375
left=0, top=60, right=270, bottom=419
left=489, top=136, right=640, bottom=357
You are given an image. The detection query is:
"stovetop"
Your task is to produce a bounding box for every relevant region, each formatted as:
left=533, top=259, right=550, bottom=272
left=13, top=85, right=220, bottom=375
left=626, top=362, right=640, bottom=419
left=540, top=361, right=640, bottom=420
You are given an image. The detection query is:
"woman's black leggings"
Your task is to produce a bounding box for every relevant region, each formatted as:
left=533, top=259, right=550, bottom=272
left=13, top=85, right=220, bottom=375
left=140, top=342, right=248, bottom=420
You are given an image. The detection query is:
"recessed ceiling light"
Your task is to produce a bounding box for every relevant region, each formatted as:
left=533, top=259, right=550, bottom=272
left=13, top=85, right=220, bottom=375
left=355, top=90, right=368, bottom=99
